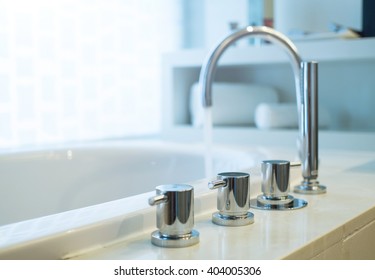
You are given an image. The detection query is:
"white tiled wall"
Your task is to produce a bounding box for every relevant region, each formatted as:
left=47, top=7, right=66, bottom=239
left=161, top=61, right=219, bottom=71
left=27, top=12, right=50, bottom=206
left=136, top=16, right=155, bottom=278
left=0, top=0, right=181, bottom=148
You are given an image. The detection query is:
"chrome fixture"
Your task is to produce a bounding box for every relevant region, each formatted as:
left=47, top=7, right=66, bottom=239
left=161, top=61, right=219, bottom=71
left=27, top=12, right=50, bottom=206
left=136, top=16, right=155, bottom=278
left=250, top=160, right=307, bottom=210
left=148, top=184, right=199, bottom=248
left=199, top=26, right=326, bottom=194
left=208, top=172, right=254, bottom=226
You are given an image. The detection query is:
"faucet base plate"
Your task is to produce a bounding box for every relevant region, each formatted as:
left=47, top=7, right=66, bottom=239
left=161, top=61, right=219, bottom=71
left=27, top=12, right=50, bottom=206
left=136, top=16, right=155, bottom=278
left=151, top=230, right=199, bottom=248
left=250, top=197, right=308, bottom=211
left=212, top=212, right=254, bottom=227
left=294, top=179, right=327, bottom=194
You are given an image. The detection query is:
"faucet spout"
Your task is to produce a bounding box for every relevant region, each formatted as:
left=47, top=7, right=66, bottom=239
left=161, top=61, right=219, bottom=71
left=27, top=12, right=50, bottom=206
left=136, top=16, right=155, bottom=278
left=200, top=26, right=302, bottom=108
left=199, top=26, right=326, bottom=194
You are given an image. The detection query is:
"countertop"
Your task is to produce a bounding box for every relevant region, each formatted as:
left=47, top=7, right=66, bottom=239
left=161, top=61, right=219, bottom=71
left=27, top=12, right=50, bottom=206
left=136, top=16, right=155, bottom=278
left=72, top=148, right=375, bottom=260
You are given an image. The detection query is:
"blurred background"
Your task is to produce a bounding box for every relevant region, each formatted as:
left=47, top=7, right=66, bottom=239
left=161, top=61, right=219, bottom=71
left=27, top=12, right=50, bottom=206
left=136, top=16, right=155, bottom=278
left=0, top=0, right=368, bottom=148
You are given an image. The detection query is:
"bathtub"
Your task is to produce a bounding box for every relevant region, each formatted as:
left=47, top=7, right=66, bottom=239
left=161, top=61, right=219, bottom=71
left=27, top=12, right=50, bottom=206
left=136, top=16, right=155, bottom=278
left=1, top=134, right=375, bottom=260
left=0, top=140, right=264, bottom=227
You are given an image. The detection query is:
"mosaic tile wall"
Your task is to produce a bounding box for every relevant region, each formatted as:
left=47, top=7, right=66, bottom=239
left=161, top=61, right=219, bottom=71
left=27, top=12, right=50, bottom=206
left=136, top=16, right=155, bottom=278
left=0, top=0, right=181, bottom=148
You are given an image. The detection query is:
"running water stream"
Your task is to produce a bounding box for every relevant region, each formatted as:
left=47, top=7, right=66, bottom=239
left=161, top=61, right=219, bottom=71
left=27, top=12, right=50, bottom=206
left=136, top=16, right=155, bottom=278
left=203, top=107, right=214, bottom=179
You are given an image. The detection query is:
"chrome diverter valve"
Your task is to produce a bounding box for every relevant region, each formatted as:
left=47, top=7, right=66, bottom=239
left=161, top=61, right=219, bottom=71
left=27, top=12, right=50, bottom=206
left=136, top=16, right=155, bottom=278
left=208, top=172, right=254, bottom=226
left=148, top=184, right=199, bottom=248
left=250, top=160, right=308, bottom=210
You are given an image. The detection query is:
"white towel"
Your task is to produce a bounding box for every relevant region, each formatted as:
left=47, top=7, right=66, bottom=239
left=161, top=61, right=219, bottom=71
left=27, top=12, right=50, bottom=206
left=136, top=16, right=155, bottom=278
left=255, top=102, right=331, bottom=129
left=190, top=82, right=279, bottom=126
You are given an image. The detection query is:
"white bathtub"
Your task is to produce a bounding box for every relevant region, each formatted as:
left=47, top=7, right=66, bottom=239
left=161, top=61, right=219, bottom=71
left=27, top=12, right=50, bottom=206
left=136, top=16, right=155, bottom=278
left=0, top=140, right=264, bottom=226
left=1, top=134, right=375, bottom=260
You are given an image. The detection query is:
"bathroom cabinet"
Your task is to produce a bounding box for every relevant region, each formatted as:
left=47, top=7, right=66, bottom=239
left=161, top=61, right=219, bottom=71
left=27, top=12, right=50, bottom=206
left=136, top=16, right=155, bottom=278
left=161, top=37, right=375, bottom=146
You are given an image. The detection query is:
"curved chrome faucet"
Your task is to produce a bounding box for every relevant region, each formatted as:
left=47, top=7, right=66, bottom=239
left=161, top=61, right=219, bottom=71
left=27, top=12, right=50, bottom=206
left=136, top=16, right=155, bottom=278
left=199, top=26, right=326, bottom=194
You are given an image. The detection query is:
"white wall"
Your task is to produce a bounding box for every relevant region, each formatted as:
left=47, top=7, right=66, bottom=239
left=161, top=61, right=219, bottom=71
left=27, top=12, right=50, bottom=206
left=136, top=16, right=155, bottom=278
left=274, top=0, right=362, bottom=34
left=204, top=0, right=250, bottom=47
left=0, top=0, right=182, bottom=148
left=182, top=0, right=253, bottom=49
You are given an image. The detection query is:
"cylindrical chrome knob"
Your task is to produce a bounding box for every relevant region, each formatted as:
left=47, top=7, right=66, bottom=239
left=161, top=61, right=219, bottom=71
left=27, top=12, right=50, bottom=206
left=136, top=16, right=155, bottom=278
left=261, top=160, right=292, bottom=203
left=209, top=172, right=254, bottom=226
left=250, top=160, right=307, bottom=210
left=148, top=184, right=199, bottom=248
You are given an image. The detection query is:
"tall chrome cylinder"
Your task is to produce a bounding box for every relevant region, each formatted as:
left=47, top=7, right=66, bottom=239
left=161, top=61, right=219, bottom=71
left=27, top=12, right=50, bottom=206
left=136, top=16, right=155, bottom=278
left=301, top=61, right=319, bottom=180
left=294, top=61, right=326, bottom=194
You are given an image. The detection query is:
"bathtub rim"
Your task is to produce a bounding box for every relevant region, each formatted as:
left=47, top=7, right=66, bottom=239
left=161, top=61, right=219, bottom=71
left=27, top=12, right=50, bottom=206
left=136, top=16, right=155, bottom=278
left=0, top=139, right=269, bottom=259
left=0, top=139, right=267, bottom=227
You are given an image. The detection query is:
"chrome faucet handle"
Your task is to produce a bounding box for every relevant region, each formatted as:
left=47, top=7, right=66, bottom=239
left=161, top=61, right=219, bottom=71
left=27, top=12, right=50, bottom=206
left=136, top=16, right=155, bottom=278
left=208, top=179, right=227, bottom=190
left=148, top=194, right=168, bottom=206
left=250, top=160, right=308, bottom=210
left=148, top=184, right=199, bottom=248
left=208, top=172, right=254, bottom=226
